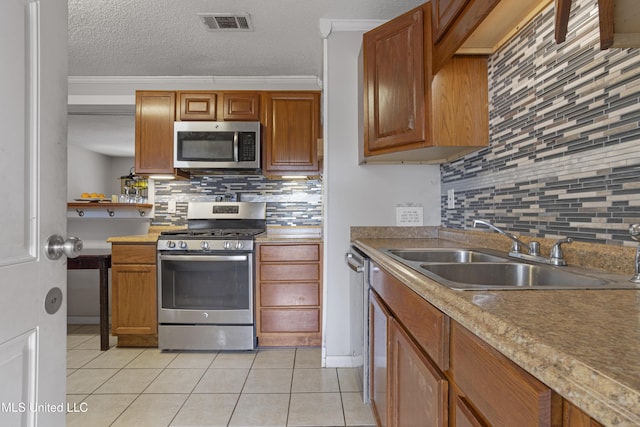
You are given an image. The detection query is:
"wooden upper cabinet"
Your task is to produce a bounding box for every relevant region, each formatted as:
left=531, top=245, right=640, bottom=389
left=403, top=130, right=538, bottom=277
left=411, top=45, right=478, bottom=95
left=223, top=92, right=260, bottom=121
left=135, top=91, right=188, bottom=178
left=262, top=91, right=321, bottom=175
left=557, top=0, right=640, bottom=50
left=177, top=91, right=217, bottom=121
left=596, top=0, right=640, bottom=50
left=432, top=0, right=500, bottom=73
left=363, top=4, right=431, bottom=156
left=432, top=56, right=488, bottom=150
left=177, top=91, right=261, bottom=121
left=433, top=0, right=469, bottom=42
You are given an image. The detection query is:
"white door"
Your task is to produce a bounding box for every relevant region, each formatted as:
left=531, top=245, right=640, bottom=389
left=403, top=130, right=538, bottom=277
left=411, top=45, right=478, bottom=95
left=0, top=0, right=71, bottom=426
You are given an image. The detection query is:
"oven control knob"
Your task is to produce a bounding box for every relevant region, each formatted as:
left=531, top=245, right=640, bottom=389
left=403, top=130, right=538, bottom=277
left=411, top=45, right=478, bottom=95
left=202, top=312, right=209, bottom=319
left=235, top=241, right=244, bottom=250
left=166, top=241, right=176, bottom=249
left=201, top=241, right=210, bottom=250
left=179, top=241, right=187, bottom=249
left=223, top=241, right=232, bottom=250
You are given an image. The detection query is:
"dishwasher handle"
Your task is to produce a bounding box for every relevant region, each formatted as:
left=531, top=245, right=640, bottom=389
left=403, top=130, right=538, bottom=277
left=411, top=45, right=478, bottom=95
left=345, top=252, right=365, bottom=273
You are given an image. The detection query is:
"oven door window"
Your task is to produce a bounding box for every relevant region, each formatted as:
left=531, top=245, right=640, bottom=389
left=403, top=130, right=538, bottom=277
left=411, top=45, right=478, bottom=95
left=160, top=254, right=250, bottom=310
left=177, top=131, right=235, bottom=161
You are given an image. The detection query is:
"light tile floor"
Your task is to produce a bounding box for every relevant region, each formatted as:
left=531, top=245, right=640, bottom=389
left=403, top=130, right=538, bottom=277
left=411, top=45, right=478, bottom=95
left=67, top=325, right=376, bottom=427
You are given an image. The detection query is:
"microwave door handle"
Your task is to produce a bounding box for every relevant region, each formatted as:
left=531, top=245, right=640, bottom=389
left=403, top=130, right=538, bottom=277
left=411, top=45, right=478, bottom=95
left=233, top=131, right=239, bottom=162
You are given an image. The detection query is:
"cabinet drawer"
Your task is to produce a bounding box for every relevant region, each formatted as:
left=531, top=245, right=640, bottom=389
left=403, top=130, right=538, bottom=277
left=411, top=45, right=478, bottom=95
left=112, top=244, right=156, bottom=264
left=450, top=321, right=560, bottom=427
left=370, top=262, right=449, bottom=370
left=259, top=244, right=320, bottom=262
left=260, top=263, right=320, bottom=282
left=260, top=282, right=319, bottom=306
left=260, top=308, right=320, bottom=332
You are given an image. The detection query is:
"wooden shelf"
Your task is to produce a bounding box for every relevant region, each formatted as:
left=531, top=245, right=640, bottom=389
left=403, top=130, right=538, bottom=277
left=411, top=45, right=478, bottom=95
left=68, top=202, right=153, bottom=219
left=67, top=202, right=153, bottom=209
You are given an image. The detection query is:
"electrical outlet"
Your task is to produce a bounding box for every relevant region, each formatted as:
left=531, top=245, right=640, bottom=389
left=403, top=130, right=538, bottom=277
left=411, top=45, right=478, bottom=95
left=167, top=199, right=177, bottom=213
left=447, top=189, right=455, bottom=209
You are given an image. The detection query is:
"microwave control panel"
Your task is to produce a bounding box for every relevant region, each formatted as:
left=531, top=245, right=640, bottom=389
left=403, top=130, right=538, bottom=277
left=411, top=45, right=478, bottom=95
left=238, top=132, right=257, bottom=161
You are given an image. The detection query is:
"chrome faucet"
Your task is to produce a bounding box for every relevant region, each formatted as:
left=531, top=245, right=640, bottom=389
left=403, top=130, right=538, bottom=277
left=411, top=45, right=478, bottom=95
left=473, top=219, right=572, bottom=266
left=630, top=224, right=640, bottom=283
left=472, top=219, right=533, bottom=254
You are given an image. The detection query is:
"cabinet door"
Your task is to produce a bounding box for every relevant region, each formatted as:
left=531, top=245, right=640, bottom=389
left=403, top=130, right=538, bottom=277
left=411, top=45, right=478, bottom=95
left=389, top=318, right=448, bottom=427
left=431, top=56, right=488, bottom=149
left=370, top=291, right=390, bottom=427
left=263, top=91, right=320, bottom=174
left=450, top=321, right=562, bottom=426
left=562, top=400, right=604, bottom=427
left=363, top=5, right=431, bottom=155
left=454, top=395, right=488, bottom=427
left=432, top=0, right=500, bottom=73
left=177, top=92, right=217, bottom=121
left=135, top=91, right=188, bottom=178
left=223, top=92, right=260, bottom=121
left=433, top=0, right=468, bottom=41
left=111, top=264, right=157, bottom=336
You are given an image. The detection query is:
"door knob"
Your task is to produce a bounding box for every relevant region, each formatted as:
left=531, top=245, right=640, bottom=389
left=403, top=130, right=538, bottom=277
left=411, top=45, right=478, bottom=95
left=45, top=235, right=83, bottom=260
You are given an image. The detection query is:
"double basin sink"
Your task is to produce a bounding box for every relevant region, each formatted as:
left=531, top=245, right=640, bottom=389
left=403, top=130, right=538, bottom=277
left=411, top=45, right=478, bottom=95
left=382, top=248, right=639, bottom=290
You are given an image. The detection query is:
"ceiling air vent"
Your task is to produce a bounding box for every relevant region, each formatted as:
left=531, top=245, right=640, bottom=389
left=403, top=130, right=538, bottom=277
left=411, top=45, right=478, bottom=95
left=198, top=13, right=253, bottom=31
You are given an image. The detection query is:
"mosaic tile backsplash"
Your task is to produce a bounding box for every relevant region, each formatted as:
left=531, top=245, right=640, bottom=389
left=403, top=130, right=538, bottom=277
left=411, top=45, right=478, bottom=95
left=441, top=0, right=640, bottom=246
left=152, top=174, right=322, bottom=227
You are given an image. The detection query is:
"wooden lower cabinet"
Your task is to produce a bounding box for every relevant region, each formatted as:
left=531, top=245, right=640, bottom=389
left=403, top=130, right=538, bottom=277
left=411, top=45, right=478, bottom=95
left=562, top=401, right=604, bottom=427
left=389, top=317, right=448, bottom=427
left=450, top=320, right=562, bottom=427
left=256, top=242, right=322, bottom=346
left=369, top=261, right=605, bottom=427
left=370, top=291, right=390, bottom=427
left=453, top=392, right=489, bottom=427
left=111, top=243, right=157, bottom=347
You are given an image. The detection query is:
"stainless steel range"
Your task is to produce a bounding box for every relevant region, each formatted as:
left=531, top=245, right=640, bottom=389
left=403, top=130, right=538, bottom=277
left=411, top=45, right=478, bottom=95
left=157, top=201, right=266, bottom=351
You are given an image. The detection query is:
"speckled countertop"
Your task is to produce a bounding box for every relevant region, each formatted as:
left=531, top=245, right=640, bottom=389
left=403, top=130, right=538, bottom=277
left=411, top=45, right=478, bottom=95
left=353, top=231, right=640, bottom=427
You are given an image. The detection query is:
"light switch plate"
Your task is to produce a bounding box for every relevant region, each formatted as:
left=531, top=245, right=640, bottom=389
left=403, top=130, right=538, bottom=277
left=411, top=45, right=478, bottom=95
left=167, top=199, right=177, bottom=213
left=447, top=189, right=455, bottom=209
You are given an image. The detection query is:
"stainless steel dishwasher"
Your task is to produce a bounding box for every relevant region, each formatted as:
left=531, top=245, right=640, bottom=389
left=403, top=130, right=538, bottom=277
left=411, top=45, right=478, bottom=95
left=345, top=245, right=370, bottom=402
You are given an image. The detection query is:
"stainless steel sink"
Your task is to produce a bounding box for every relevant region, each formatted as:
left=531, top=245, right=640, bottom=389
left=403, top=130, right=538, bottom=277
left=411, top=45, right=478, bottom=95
left=384, top=248, right=508, bottom=263
left=418, top=262, right=617, bottom=290
left=381, top=247, right=639, bottom=290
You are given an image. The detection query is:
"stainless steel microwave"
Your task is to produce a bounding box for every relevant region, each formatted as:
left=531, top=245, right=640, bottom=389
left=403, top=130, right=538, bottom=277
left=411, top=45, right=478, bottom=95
left=174, top=121, right=260, bottom=170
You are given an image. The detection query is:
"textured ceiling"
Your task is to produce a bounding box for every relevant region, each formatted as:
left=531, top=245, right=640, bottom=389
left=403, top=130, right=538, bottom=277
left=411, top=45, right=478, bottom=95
left=68, top=0, right=423, bottom=78
left=67, top=0, right=424, bottom=157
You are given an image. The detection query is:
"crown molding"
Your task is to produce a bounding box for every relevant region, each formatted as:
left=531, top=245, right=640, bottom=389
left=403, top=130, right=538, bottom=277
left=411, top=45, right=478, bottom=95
left=68, top=75, right=322, bottom=90
left=319, top=18, right=387, bottom=38
left=68, top=75, right=323, bottom=110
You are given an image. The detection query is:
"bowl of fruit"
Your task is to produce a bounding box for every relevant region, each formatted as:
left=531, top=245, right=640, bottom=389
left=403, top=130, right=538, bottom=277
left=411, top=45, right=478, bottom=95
left=75, top=192, right=108, bottom=202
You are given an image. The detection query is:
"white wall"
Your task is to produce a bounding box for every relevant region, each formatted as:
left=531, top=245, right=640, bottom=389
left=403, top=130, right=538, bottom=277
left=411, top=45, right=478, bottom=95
left=66, top=146, right=145, bottom=322
left=323, top=25, right=441, bottom=366
left=67, top=145, right=113, bottom=199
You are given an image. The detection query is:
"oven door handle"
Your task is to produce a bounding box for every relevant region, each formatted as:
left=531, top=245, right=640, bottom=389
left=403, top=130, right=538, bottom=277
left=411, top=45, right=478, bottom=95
left=159, top=254, right=249, bottom=262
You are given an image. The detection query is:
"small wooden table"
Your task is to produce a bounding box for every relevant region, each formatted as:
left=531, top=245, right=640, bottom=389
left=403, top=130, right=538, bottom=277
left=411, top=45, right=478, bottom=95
left=67, top=251, right=112, bottom=351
